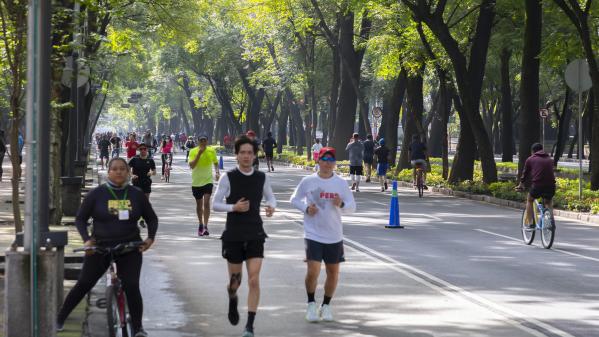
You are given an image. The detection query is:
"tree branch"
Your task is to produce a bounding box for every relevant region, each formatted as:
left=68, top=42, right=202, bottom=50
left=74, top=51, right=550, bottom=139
left=309, top=0, right=338, bottom=48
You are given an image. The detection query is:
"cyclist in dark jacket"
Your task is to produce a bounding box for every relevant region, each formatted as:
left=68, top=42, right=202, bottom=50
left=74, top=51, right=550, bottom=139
left=57, top=157, right=158, bottom=337
left=517, top=143, right=556, bottom=227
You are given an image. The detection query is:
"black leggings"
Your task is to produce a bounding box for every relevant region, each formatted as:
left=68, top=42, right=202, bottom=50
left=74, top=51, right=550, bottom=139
left=161, top=153, right=172, bottom=176
left=57, top=250, right=144, bottom=330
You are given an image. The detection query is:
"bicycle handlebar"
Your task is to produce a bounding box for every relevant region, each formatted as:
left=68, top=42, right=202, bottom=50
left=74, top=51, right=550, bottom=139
left=73, top=241, right=145, bottom=254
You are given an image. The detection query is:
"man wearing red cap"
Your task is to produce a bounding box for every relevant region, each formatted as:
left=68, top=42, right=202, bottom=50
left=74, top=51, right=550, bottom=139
left=290, top=147, right=356, bottom=323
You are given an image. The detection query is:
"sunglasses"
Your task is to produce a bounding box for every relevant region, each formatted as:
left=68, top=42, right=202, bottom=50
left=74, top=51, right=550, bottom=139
left=139, top=148, right=148, bottom=151
left=320, top=156, right=336, bottom=162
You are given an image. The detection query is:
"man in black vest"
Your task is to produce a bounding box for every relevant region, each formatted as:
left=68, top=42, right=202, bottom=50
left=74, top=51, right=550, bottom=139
left=213, top=135, right=276, bottom=337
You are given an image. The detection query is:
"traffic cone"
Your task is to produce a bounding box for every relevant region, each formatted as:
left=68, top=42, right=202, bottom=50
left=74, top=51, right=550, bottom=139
left=219, top=155, right=224, bottom=170
left=385, top=180, right=403, bottom=228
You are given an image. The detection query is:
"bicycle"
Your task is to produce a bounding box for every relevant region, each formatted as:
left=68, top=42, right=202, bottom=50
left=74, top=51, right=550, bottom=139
left=74, top=241, right=145, bottom=337
left=520, top=196, right=556, bottom=249
left=415, top=163, right=424, bottom=198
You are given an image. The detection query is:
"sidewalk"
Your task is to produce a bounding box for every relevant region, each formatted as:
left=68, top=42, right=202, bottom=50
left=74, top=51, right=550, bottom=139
left=0, top=156, right=94, bottom=337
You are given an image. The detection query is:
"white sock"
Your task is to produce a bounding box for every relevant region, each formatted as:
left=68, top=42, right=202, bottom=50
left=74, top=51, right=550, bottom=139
left=350, top=174, right=355, bottom=182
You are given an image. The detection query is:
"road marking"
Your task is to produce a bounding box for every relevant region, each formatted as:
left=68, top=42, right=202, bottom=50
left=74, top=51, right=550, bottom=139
left=342, top=236, right=576, bottom=337
left=475, top=229, right=599, bottom=263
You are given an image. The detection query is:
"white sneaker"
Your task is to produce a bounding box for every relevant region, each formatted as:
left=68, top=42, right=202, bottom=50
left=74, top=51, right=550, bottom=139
left=305, top=302, right=319, bottom=322
left=319, top=304, right=333, bottom=322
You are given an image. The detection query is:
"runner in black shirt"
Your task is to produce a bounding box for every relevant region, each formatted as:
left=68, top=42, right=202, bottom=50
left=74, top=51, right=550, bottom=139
left=129, top=143, right=156, bottom=199
left=374, top=139, right=391, bottom=192
left=363, top=134, right=375, bottom=182
left=98, top=135, right=111, bottom=170
left=110, top=135, right=122, bottom=158
left=261, top=132, right=277, bottom=172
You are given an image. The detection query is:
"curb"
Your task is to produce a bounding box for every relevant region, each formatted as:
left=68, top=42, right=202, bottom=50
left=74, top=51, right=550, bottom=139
left=270, top=158, right=599, bottom=226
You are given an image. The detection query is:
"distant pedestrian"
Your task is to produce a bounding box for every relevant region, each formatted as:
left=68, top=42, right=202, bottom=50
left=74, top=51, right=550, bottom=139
left=409, top=134, right=428, bottom=189
left=188, top=135, right=220, bottom=236
left=290, top=146, right=355, bottom=322
left=125, top=134, right=139, bottom=161
left=0, top=130, right=6, bottom=182
left=312, top=139, right=323, bottom=171
left=129, top=143, right=156, bottom=199
left=184, top=136, right=196, bottom=163
left=363, top=134, right=375, bottom=182
left=345, top=133, right=364, bottom=192
left=110, top=134, right=122, bottom=158
left=374, top=138, right=390, bottom=192
left=212, top=136, right=276, bottom=337
left=261, top=132, right=277, bottom=172
left=98, top=135, right=111, bottom=170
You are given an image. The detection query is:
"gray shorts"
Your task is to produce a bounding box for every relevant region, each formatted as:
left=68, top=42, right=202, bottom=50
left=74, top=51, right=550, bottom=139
left=305, top=239, right=345, bottom=264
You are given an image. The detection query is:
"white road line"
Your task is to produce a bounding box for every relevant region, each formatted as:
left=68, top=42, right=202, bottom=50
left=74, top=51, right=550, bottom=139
left=342, top=236, right=576, bottom=337
left=475, top=229, right=599, bottom=263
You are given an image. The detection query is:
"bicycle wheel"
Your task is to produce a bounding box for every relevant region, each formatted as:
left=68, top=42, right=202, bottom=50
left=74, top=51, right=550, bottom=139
left=106, top=285, right=130, bottom=337
left=520, top=208, right=535, bottom=245
left=417, top=171, right=424, bottom=197
left=541, top=209, right=556, bottom=249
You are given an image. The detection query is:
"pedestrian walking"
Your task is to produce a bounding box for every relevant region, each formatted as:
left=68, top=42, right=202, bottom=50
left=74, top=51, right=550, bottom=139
left=212, top=135, right=276, bottom=337
left=110, top=133, right=122, bottom=158
left=98, top=135, right=111, bottom=170
left=374, top=138, right=390, bottom=192
left=129, top=143, right=156, bottom=199
left=261, top=132, right=277, bottom=172
left=311, top=139, right=323, bottom=172
left=345, top=133, right=364, bottom=192
left=189, top=135, right=220, bottom=236
left=56, top=157, right=158, bottom=337
left=0, top=130, right=6, bottom=182
left=290, top=146, right=355, bottom=322
left=184, top=136, right=196, bottom=163
left=363, top=134, right=375, bottom=182
left=125, top=134, right=139, bottom=161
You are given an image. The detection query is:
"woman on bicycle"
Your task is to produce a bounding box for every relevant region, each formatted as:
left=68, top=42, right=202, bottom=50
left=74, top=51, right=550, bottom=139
left=57, top=157, right=158, bottom=337
left=160, top=138, right=173, bottom=180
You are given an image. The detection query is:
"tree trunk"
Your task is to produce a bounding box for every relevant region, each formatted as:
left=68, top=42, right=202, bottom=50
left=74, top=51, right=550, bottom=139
left=449, top=94, right=476, bottom=183
left=330, top=12, right=360, bottom=160
left=382, top=70, right=408, bottom=166
left=398, top=73, right=424, bottom=171
left=414, top=0, right=498, bottom=183
left=500, top=47, right=515, bottom=162
left=179, top=97, right=192, bottom=136
left=553, top=86, right=572, bottom=166
left=326, top=45, right=340, bottom=146
left=277, top=98, right=289, bottom=153
left=518, top=0, right=542, bottom=177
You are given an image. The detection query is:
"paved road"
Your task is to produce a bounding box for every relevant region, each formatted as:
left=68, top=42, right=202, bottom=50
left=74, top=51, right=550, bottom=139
left=137, top=153, right=599, bottom=337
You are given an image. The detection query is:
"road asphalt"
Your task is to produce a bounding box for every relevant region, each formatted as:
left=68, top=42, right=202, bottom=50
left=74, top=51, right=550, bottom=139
left=132, top=153, right=598, bottom=337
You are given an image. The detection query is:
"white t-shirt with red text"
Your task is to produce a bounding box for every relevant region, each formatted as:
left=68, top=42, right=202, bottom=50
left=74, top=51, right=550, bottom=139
left=290, top=173, right=356, bottom=243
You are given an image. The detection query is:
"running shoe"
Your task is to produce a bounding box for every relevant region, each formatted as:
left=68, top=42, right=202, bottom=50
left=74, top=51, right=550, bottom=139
left=305, top=302, right=319, bottom=322
left=365, top=178, right=371, bottom=183
left=228, top=296, right=239, bottom=325
left=198, top=224, right=205, bottom=237
left=381, top=187, right=385, bottom=192
left=134, top=328, right=149, bottom=337
left=384, top=181, right=388, bottom=190
left=203, top=228, right=210, bottom=236
left=241, top=330, right=254, bottom=337
left=319, top=304, right=334, bottom=322
left=355, top=187, right=360, bottom=192
left=56, top=321, right=64, bottom=332
left=351, top=183, right=356, bottom=190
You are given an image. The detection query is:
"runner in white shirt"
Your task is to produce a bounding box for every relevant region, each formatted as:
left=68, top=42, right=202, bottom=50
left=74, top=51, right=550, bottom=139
left=290, top=146, right=356, bottom=323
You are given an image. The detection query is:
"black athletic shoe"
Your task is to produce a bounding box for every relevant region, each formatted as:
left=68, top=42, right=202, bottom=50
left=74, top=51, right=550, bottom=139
left=228, top=296, right=239, bottom=325
left=384, top=182, right=388, bottom=190
left=203, top=228, right=210, bottom=236
left=198, top=224, right=205, bottom=237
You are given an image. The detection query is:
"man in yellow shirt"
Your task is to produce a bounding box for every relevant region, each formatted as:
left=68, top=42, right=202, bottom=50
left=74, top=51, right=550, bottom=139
left=189, top=135, right=220, bottom=236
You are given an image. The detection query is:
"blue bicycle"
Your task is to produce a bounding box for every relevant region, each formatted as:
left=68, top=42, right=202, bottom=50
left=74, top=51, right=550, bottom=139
left=521, top=198, right=556, bottom=249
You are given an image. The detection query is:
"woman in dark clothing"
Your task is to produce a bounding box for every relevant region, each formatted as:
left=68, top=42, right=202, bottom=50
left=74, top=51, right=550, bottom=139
left=57, top=157, right=158, bottom=337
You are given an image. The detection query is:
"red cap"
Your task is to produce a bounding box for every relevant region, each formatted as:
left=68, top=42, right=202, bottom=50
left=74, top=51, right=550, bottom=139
left=318, top=147, right=336, bottom=160
left=246, top=130, right=256, bottom=137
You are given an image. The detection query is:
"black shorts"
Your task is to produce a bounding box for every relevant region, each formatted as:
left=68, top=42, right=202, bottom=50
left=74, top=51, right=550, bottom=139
left=192, top=184, right=213, bottom=199
left=265, top=152, right=274, bottom=159
left=222, top=239, right=265, bottom=264
left=133, top=179, right=152, bottom=194
left=363, top=157, right=374, bottom=165
left=530, top=185, right=555, bottom=200
left=100, top=151, right=109, bottom=159
left=349, top=166, right=363, bottom=176
left=305, top=239, right=345, bottom=264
